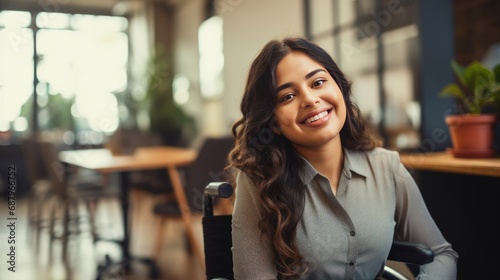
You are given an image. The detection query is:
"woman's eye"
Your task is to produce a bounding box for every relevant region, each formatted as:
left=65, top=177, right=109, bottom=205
left=280, top=93, right=295, bottom=102
left=313, top=79, right=326, bottom=87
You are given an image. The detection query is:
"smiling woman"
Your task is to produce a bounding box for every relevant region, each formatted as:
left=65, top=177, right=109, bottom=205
left=227, top=37, right=458, bottom=280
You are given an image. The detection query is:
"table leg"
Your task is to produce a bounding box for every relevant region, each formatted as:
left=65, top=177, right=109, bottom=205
left=95, top=171, right=159, bottom=279
left=120, top=172, right=131, bottom=262
left=167, top=166, right=206, bottom=271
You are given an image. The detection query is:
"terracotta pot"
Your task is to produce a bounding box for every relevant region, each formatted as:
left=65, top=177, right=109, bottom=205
left=445, top=114, right=498, bottom=157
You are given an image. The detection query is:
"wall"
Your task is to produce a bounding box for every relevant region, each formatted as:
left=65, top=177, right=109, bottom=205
left=172, top=0, right=204, bottom=140
left=221, top=0, right=304, bottom=130
left=453, top=0, right=500, bottom=66
left=173, top=0, right=304, bottom=138
left=417, top=0, right=455, bottom=152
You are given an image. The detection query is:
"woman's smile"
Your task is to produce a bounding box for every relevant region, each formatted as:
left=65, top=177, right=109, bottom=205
left=301, top=109, right=332, bottom=125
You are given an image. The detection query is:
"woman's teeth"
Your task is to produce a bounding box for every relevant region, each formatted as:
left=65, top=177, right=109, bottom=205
left=304, top=111, right=328, bottom=124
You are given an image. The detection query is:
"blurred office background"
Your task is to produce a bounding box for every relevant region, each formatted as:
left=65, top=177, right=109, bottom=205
left=0, top=0, right=499, bottom=279
left=1, top=0, right=500, bottom=156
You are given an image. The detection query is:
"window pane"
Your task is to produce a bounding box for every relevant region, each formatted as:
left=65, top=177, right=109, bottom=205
left=36, top=29, right=75, bottom=97
left=36, top=14, right=128, bottom=139
left=199, top=16, right=224, bottom=99
left=0, top=10, right=129, bottom=142
left=307, top=0, right=421, bottom=151
left=36, top=12, right=70, bottom=29
left=71, top=14, right=128, bottom=32
left=0, top=10, right=31, bottom=28
left=0, top=27, right=34, bottom=134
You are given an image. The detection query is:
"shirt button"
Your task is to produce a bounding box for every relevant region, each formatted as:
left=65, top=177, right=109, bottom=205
left=349, top=261, right=355, bottom=266
left=350, top=231, right=355, bottom=236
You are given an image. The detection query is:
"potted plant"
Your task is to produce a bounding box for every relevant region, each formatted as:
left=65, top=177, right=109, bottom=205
left=439, top=60, right=500, bottom=158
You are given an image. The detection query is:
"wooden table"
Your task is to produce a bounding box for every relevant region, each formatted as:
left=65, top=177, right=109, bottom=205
left=58, top=146, right=202, bottom=275
left=400, top=152, right=500, bottom=177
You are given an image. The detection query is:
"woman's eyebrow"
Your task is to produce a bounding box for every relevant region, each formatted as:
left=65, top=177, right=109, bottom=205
left=275, top=69, right=327, bottom=92
left=305, top=69, right=326, bottom=79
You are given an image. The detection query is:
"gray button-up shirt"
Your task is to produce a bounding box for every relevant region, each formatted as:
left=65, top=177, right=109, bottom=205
left=232, top=148, right=458, bottom=279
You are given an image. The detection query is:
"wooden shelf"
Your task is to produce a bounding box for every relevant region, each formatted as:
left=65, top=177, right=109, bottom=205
left=400, top=152, right=500, bottom=178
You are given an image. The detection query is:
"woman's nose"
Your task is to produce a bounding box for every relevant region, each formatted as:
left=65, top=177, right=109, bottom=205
left=300, top=88, right=320, bottom=108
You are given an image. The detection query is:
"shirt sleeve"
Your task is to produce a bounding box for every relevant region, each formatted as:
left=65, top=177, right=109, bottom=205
left=392, top=153, right=459, bottom=280
left=232, top=171, right=278, bottom=280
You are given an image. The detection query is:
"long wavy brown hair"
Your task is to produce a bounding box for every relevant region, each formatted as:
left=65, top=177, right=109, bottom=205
left=227, top=37, right=380, bottom=278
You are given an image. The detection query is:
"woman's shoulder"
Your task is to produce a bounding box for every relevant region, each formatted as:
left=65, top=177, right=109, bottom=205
left=346, top=148, right=404, bottom=186
left=348, top=147, right=399, bottom=160
left=235, top=169, right=251, bottom=184
left=235, top=170, right=258, bottom=191
left=347, top=147, right=400, bottom=169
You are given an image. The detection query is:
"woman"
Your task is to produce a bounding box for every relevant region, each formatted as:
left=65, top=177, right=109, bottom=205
left=228, top=37, right=458, bottom=279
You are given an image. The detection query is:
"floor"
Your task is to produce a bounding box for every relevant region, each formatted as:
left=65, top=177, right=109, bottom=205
left=0, top=189, right=206, bottom=280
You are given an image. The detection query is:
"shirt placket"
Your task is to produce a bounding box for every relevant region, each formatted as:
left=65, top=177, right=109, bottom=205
left=323, top=173, right=359, bottom=280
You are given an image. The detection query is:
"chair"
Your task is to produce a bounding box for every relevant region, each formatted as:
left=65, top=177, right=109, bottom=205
left=152, top=136, right=235, bottom=263
left=21, top=137, right=53, bottom=252
left=106, top=127, right=175, bottom=230
left=36, top=140, right=122, bottom=261
left=202, top=182, right=435, bottom=280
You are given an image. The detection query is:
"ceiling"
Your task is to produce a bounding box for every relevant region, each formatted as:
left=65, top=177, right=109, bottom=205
left=0, top=0, right=189, bottom=15
left=0, top=0, right=118, bottom=14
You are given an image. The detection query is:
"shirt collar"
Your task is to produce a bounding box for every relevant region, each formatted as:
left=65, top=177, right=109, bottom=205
left=342, top=148, right=370, bottom=179
left=297, top=148, right=370, bottom=185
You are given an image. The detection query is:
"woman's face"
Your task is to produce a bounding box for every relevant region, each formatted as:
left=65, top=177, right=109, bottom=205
left=273, top=51, right=346, bottom=148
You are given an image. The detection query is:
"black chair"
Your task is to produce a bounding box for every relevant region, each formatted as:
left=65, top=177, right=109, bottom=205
left=152, top=136, right=235, bottom=261
left=21, top=137, right=53, bottom=253
left=36, top=140, right=122, bottom=261
left=202, top=182, right=434, bottom=280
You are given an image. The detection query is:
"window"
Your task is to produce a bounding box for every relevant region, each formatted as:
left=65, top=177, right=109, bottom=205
left=305, top=0, right=421, bottom=151
left=0, top=11, right=33, bottom=134
left=198, top=16, right=224, bottom=100
left=0, top=10, right=128, bottom=146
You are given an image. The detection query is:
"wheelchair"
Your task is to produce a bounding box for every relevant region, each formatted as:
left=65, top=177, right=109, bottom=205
left=202, top=182, right=434, bottom=280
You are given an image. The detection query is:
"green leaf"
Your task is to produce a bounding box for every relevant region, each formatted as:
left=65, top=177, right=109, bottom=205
left=463, top=61, right=494, bottom=91
left=444, top=60, right=500, bottom=114
left=451, top=60, right=466, bottom=86
left=439, top=83, right=465, bottom=99
left=473, top=76, right=488, bottom=99
left=493, top=64, right=500, bottom=83
left=463, top=97, right=481, bottom=114
left=492, top=84, right=500, bottom=96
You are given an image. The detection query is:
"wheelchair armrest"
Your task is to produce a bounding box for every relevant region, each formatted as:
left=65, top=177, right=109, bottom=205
left=203, top=182, right=233, bottom=217
left=388, top=240, right=434, bottom=265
